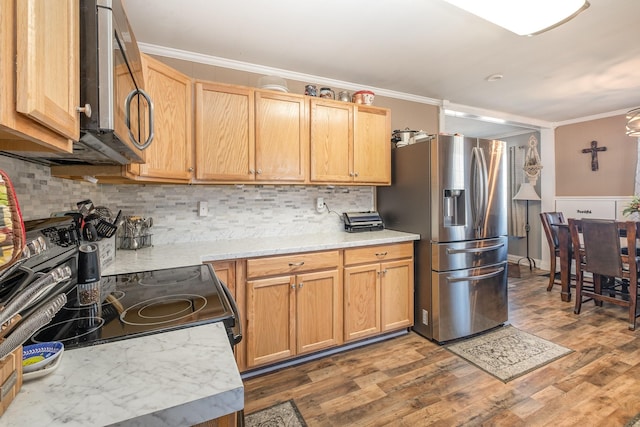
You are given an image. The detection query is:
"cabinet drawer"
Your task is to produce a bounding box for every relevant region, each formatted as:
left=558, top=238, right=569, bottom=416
left=344, top=242, right=413, bottom=266
left=247, top=250, right=339, bottom=278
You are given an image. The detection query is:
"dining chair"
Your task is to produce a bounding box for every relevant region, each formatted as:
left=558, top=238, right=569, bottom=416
left=540, top=212, right=566, bottom=291
left=569, top=218, right=640, bottom=330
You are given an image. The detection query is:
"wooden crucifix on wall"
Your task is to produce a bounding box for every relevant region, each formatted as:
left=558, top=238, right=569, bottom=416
left=581, top=140, right=607, bottom=171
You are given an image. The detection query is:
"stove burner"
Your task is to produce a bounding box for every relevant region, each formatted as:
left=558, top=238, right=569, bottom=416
left=138, top=269, right=200, bottom=287
left=119, top=294, right=207, bottom=326
left=31, top=317, right=105, bottom=344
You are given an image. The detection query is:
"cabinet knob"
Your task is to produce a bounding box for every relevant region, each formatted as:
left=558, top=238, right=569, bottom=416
left=188, top=167, right=194, bottom=172
left=375, top=252, right=388, bottom=257
left=349, top=172, right=355, bottom=177
left=257, top=169, right=262, bottom=175
left=291, top=284, right=296, bottom=289
left=354, top=172, right=359, bottom=177
left=298, top=283, right=304, bottom=288
left=76, top=104, right=92, bottom=118
left=249, top=169, right=255, bottom=175
left=288, top=261, right=305, bottom=267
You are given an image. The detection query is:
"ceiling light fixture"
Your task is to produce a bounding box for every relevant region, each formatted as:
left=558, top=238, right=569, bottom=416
left=627, top=108, right=640, bottom=137
left=442, top=0, right=590, bottom=36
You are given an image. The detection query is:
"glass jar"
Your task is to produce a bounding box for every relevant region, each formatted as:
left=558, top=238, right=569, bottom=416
left=338, top=91, right=350, bottom=102
left=319, top=87, right=335, bottom=99
left=304, top=84, right=318, bottom=96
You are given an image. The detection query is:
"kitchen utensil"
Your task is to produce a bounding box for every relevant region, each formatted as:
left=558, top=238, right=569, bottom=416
left=76, top=199, right=94, bottom=217
left=258, top=75, right=289, bottom=93
left=353, top=90, right=374, bottom=105
left=0, top=170, right=26, bottom=273
left=0, top=266, right=72, bottom=326
left=392, top=128, right=420, bottom=146
left=22, top=341, right=64, bottom=373
left=0, top=293, right=66, bottom=361
left=77, top=243, right=100, bottom=305
left=319, top=87, right=335, bottom=99
left=22, top=348, right=63, bottom=381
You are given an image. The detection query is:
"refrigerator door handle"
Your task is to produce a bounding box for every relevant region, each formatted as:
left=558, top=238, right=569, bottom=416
left=470, top=147, right=489, bottom=235
left=446, top=242, right=505, bottom=254
left=446, top=266, right=505, bottom=283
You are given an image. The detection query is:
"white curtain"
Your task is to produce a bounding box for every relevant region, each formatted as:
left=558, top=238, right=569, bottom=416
left=509, top=146, right=526, bottom=237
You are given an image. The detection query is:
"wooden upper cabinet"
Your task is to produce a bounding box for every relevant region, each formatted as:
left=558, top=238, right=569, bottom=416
left=195, top=82, right=254, bottom=181
left=310, top=99, right=353, bottom=183
left=132, top=54, right=193, bottom=181
left=0, top=0, right=73, bottom=153
left=354, top=105, right=391, bottom=184
left=16, top=0, right=79, bottom=141
left=310, top=99, right=391, bottom=185
left=195, top=83, right=308, bottom=183
left=255, top=90, right=307, bottom=182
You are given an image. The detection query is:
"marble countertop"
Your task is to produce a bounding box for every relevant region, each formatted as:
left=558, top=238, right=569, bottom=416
left=2, top=323, right=243, bottom=427
left=103, top=229, right=420, bottom=275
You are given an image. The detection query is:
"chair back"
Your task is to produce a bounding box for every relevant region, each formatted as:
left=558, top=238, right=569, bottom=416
left=540, top=212, right=565, bottom=250
left=581, top=219, right=623, bottom=277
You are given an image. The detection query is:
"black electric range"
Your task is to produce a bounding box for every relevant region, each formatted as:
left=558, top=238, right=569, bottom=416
left=28, top=263, right=241, bottom=349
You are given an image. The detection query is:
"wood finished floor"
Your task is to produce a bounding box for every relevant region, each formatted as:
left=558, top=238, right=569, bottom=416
left=243, top=269, right=640, bottom=426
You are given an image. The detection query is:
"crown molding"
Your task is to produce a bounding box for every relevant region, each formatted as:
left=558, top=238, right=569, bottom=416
left=138, top=43, right=441, bottom=106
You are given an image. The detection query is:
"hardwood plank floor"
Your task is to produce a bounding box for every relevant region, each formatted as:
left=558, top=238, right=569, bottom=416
left=243, top=270, right=640, bottom=426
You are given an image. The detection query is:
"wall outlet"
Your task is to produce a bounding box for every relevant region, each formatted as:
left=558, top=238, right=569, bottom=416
left=198, top=201, right=208, bottom=217
left=316, top=197, right=324, bottom=213
left=422, top=309, right=429, bottom=325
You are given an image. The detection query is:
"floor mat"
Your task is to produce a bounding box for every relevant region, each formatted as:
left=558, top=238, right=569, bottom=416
left=245, top=399, right=307, bottom=427
left=446, top=325, right=573, bottom=383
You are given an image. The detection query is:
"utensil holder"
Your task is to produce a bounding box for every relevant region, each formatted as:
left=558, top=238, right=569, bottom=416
left=118, top=234, right=152, bottom=250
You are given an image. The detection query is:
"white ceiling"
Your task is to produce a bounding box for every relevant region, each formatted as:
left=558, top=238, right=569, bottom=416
left=122, top=0, right=640, bottom=134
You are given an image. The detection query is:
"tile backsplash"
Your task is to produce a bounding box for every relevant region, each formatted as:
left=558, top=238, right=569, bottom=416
left=0, top=156, right=374, bottom=244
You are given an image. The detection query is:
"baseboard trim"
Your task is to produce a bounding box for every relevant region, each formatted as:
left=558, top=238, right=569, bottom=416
left=240, top=329, right=409, bottom=380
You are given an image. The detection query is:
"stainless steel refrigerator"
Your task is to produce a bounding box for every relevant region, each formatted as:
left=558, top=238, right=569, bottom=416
left=377, top=134, right=508, bottom=342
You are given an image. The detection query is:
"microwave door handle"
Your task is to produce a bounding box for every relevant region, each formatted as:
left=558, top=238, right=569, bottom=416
left=125, top=89, right=155, bottom=150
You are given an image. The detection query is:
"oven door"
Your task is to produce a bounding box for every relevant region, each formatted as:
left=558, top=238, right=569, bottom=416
left=215, top=275, right=243, bottom=348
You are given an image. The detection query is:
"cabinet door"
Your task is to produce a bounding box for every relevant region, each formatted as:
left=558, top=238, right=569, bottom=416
left=195, top=82, right=254, bottom=181
left=353, top=105, right=391, bottom=184
left=246, top=275, right=295, bottom=367
left=381, top=259, right=414, bottom=332
left=133, top=55, right=193, bottom=180
left=15, top=0, right=79, bottom=141
left=344, top=264, right=381, bottom=341
left=255, top=91, right=307, bottom=182
left=209, top=260, right=236, bottom=299
left=310, top=99, right=353, bottom=183
left=296, top=269, right=342, bottom=354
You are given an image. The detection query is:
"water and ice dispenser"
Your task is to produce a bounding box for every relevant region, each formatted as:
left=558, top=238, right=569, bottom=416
left=443, top=189, right=465, bottom=226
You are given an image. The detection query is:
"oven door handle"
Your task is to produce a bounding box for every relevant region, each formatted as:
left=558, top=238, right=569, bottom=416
left=218, top=279, right=242, bottom=346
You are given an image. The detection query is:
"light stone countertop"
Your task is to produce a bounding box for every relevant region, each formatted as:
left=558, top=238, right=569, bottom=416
left=103, top=229, right=420, bottom=276
left=2, top=323, right=243, bottom=427
left=1, top=230, right=417, bottom=426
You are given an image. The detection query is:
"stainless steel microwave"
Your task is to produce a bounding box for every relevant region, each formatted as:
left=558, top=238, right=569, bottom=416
left=77, top=0, right=154, bottom=165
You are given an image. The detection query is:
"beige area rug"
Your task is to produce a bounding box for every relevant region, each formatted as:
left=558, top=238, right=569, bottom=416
left=446, top=325, right=573, bottom=383
left=245, top=400, right=307, bottom=427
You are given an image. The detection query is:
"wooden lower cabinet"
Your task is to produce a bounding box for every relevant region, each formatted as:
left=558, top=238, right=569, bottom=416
left=344, top=243, right=414, bottom=341
left=238, top=243, right=413, bottom=372
left=192, top=412, right=237, bottom=427
left=245, top=268, right=341, bottom=368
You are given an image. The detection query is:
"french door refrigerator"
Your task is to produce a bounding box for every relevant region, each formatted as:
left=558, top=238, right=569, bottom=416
left=377, top=134, right=508, bottom=342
